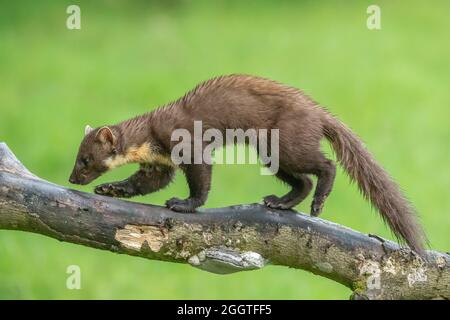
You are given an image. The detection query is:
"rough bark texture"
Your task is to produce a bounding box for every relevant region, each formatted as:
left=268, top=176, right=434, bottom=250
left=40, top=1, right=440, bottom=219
left=0, top=142, right=448, bottom=300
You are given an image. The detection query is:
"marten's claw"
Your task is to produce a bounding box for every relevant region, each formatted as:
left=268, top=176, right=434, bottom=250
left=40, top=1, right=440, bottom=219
left=310, top=195, right=327, bottom=216
left=94, top=184, right=113, bottom=196
left=166, top=197, right=197, bottom=213
left=310, top=202, right=323, bottom=217
left=263, top=195, right=291, bottom=210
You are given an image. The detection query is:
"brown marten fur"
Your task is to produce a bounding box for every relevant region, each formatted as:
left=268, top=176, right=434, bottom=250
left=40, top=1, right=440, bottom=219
left=69, top=74, right=427, bottom=255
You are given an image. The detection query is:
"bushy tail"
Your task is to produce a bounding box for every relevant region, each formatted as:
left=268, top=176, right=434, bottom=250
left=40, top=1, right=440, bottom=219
left=322, top=114, right=427, bottom=256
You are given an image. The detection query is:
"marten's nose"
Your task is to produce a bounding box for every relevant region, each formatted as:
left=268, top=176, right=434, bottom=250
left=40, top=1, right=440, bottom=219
left=69, top=175, right=78, bottom=184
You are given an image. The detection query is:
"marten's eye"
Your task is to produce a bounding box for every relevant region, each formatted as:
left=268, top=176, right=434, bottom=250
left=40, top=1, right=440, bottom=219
left=82, top=157, right=90, bottom=166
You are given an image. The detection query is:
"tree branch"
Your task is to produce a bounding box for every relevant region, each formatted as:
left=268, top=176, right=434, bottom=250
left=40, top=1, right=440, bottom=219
left=0, top=142, right=448, bottom=299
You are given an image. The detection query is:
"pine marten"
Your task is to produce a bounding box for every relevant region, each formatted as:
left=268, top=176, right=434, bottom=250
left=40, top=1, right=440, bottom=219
left=69, top=74, right=426, bottom=255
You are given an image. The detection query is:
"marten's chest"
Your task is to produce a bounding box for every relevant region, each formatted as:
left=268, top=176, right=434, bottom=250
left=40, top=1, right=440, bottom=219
left=104, top=143, right=173, bottom=169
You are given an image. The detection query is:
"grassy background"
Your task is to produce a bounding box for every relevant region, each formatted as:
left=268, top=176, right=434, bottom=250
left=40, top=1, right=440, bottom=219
left=0, top=0, right=449, bottom=299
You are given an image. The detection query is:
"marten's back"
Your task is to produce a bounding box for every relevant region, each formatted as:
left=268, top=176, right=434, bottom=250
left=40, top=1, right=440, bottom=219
left=171, top=74, right=321, bottom=130
left=150, top=74, right=326, bottom=151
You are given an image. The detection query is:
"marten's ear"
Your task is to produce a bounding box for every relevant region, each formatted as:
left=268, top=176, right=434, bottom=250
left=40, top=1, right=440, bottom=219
left=84, top=125, right=94, bottom=136
left=96, top=126, right=116, bottom=145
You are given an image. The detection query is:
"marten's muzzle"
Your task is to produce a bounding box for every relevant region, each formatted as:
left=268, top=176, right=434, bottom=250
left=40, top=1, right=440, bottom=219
left=69, top=169, right=98, bottom=185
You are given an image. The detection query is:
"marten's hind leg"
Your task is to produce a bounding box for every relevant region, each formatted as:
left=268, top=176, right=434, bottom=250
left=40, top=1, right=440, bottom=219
left=307, top=156, right=336, bottom=217
left=263, top=170, right=313, bottom=210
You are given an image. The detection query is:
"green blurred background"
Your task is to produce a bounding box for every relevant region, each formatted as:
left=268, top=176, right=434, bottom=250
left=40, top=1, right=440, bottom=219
left=0, top=0, right=449, bottom=299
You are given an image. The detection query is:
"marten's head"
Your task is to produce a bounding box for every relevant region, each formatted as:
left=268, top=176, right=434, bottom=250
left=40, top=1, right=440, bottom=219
left=69, top=125, right=119, bottom=185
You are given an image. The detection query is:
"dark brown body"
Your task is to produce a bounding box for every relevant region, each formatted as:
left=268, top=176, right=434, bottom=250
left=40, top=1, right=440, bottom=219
left=70, top=74, right=426, bottom=255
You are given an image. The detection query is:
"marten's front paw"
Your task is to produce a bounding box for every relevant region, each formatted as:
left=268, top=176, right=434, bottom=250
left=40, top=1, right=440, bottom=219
left=94, top=183, right=133, bottom=198
left=166, top=197, right=197, bottom=213
left=263, top=195, right=291, bottom=210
